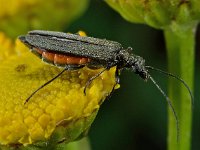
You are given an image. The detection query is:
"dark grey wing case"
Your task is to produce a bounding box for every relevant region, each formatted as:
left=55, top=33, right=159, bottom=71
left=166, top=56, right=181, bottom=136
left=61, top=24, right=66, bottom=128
left=19, top=30, right=123, bottom=62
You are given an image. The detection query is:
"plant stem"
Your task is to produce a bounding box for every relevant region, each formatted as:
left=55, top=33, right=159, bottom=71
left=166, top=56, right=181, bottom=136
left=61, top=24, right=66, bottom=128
left=164, top=27, right=196, bottom=150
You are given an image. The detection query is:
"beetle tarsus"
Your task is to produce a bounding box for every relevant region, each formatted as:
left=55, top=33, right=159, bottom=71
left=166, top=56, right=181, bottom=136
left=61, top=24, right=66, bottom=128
left=83, top=67, right=109, bottom=95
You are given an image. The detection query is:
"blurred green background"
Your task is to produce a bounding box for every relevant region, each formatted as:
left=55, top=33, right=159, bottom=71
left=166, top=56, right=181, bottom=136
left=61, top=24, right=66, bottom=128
left=67, top=1, right=200, bottom=150
left=1, top=0, right=199, bottom=149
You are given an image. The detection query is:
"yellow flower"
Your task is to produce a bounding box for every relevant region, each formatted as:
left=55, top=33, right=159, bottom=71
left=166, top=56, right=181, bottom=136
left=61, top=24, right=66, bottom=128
left=0, top=33, right=118, bottom=147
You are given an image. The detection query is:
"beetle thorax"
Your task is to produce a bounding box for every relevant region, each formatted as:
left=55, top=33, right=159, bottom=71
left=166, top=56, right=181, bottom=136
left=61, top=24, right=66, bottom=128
left=118, top=49, right=149, bottom=80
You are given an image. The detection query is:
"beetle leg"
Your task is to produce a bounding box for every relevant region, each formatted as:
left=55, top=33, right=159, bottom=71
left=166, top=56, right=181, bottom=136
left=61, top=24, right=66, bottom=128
left=115, top=65, right=120, bottom=84
left=24, top=69, right=66, bottom=104
left=24, top=65, right=84, bottom=104
left=98, top=65, right=120, bottom=105
left=107, top=66, right=120, bottom=98
left=84, top=67, right=109, bottom=95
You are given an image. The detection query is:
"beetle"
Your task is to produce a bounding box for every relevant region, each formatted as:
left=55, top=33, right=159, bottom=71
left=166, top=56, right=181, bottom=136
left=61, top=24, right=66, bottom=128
left=18, top=30, right=194, bottom=139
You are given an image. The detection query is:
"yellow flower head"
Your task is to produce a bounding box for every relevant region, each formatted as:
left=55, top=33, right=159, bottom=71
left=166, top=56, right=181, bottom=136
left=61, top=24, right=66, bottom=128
left=0, top=33, right=118, bottom=147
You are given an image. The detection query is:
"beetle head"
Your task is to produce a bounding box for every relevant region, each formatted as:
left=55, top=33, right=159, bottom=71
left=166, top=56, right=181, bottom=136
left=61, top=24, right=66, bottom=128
left=118, top=48, right=149, bottom=80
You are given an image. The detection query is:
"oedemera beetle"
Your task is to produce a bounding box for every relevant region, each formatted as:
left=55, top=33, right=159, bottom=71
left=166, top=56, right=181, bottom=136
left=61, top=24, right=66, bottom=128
left=18, top=30, right=194, bottom=140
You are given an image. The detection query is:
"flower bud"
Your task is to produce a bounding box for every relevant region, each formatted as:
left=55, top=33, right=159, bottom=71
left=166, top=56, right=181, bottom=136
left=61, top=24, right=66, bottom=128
left=105, top=0, right=200, bottom=30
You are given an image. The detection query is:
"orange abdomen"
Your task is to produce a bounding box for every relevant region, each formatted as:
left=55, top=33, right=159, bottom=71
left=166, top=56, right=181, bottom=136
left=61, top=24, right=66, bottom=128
left=33, top=48, right=90, bottom=65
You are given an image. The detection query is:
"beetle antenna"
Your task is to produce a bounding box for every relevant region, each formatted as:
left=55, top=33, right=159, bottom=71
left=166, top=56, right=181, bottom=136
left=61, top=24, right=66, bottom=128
left=146, top=66, right=194, bottom=108
left=24, top=69, right=66, bottom=104
left=148, top=74, right=179, bottom=141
